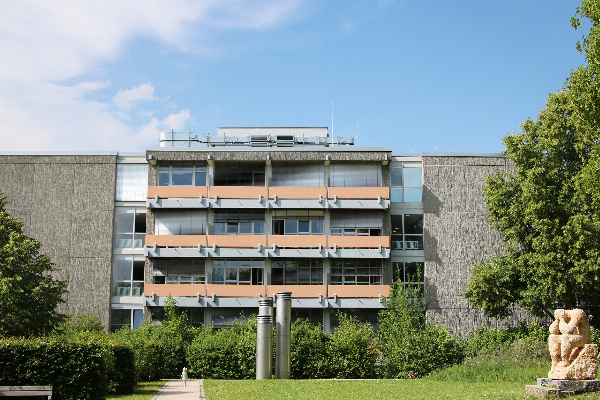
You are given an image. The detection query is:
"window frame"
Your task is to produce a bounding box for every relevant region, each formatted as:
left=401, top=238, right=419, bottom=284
left=158, top=163, right=207, bottom=187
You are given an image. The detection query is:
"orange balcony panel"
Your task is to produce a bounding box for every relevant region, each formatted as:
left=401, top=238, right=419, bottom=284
left=327, top=187, right=390, bottom=200
left=206, top=284, right=266, bottom=297
left=327, top=285, right=390, bottom=298
left=144, top=283, right=206, bottom=297
left=209, top=186, right=268, bottom=199
left=145, top=235, right=207, bottom=248
left=268, top=235, right=325, bottom=248
left=147, top=186, right=208, bottom=199
left=328, top=236, right=390, bottom=248
left=267, top=285, right=327, bottom=298
left=207, top=235, right=267, bottom=248
left=268, top=187, right=327, bottom=199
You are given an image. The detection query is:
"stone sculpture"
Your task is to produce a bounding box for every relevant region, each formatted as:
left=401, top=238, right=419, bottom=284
left=548, top=309, right=598, bottom=380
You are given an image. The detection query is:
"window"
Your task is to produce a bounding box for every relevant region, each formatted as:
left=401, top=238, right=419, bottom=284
left=211, top=308, right=255, bottom=327
left=112, top=256, right=145, bottom=296
left=158, top=163, right=207, bottom=186
left=391, top=214, right=423, bottom=250
left=272, top=210, right=323, bottom=235
left=213, top=210, right=265, bottom=235
left=116, top=164, right=148, bottom=201
left=390, top=164, right=422, bottom=202
left=393, top=261, right=424, bottom=292
left=330, top=309, right=378, bottom=332
left=212, top=259, right=264, bottom=285
left=271, top=260, right=323, bottom=285
left=271, top=162, right=324, bottom=187
left=330, top=211, right=383, bottom=236
left=330, top=162, right=381, bottom=187
left=150, top=307, right=204, bottom=328
left=292, top=309, right=323, bottom=325
left=330, top=259, right=382, bottom=285
left=153, top=258, right=205, bottom=284
left=214, top=162, right=265, bottom=186
left=154, top=210, right=207, bottom=235
left=110, top=309, right=143, bottom=332
left=114, top=207, right=146, bottom=248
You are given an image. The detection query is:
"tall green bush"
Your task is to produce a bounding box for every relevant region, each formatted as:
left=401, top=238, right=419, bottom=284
left=328, top=313, right=377, bottom=379
left=186, top=317, right=257, bottom=379
left=290, top=319, right=331, bottom=379
left=0, top=337, right=106, bottom=400
left=377, top=281, right=459, bottom=378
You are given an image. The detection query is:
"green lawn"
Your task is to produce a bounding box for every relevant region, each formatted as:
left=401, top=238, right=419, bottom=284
left=105, top=381, right=166, bottom=400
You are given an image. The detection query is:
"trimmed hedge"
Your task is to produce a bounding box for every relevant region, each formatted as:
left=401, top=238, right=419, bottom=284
left=0, top=337, right=106, bottom=400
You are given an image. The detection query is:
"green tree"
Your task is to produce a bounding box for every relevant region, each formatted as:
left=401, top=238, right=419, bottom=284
left=464, top=90, right=600, bottom=319
left=0, top=190, right=67, bottom=336
left=570, top=0, right=600, bottom=210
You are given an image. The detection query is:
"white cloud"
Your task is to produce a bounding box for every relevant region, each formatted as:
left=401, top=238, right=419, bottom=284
left=113, top=84, right=157, bottom=110
left=0, top=0, right=303, bottom=151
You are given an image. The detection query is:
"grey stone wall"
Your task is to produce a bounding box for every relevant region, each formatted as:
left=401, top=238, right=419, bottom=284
left=0, top=155, right=117, bottom=330
left=423, top=156, right=535, bottom=336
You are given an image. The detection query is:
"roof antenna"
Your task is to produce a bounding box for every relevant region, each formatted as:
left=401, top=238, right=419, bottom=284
left=331, top=101, right=333, bottom=137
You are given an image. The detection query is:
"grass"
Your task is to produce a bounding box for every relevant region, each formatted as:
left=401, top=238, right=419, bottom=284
left=105, top=381, right=166, bottom=400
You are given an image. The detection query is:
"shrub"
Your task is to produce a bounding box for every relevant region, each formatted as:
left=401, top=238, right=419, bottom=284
left=290, top=319, right=331, bottom=379
left=55, top=311, right=105, bottom=334
left=328, top=313, right=377, bottom=379
left=0, top=337, right=106, bottom=400
left=186, top=317, right=257, bottom=379
left=377, top=281, right=460, bottom=378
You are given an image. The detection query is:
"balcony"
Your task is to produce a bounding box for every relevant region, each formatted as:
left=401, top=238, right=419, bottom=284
left=210, top=186, right=268, bottom=199
left=144, top=283, right=388, bottom=299
left=147, top=186, right=208, bottom=199
left=145, top=235, right=207, bottom=248
left=269, top=187, right=327, bottom=199
left=328, top=236, right=390, bottom=249
left=328, top=187, right=389, bottom=200
left=207, top=235, right=267, bottom=248
left=269, top=235, right=325, bottom=248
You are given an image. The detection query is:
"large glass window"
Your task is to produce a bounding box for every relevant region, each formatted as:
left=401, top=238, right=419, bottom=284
left=213, top=210, right=265, bottom=235
left=158, top=162, right=207, bottom=186
left=153, top=258, right=205, bottom=284
left=154, top=210, right=207, bottom=235
left=391, top=214, right=423, bottom=250
left=330, top=162, right=381, bottom=187
left=330, top=210, right=383, bottom=236
left=271, top=260, right=323, bottom=285
left=393, top=261, right=425, bottom=292
left=211, top=308, right=255, bottom=327
left=271, top=162, right=324, bottom=187
left=214, top=162, right=265, bottom=186
left=116, top=164, right=148, bottom=201
left=212, top=259, right=264, bottom=285
left=330, top=259, right=382, bottom=285
left=110, top=309, right=143, bottom=332
left=114, top=207, right=146, bottom=249
left=390, top=164, right=422, bottom=202
left=272, top=210, right=323, bottom=235
left=112, top=256, right=145, bottom=296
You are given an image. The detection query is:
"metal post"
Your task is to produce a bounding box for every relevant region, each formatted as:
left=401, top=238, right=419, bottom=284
left=256, top=314, right=273, bottom=380
left=275, top=291, right=292, bottom=379
left=259, top=297, right=274, bottom=324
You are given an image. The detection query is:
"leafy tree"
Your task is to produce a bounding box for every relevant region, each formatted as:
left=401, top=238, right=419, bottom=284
left=464, top=90, right=600, bottom=319
left=55, top=311, right=105, bottom=334
left=569, top=0, right=600, bottom=210
left=0, top=190, right=67, bottom=337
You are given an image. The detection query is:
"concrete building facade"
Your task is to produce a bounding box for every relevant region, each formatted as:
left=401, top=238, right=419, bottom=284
left=0, top=128, right=525, bottom=335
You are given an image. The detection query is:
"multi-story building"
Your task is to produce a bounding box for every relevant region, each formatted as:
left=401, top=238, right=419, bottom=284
left=0, top=127, right=528, bottom=336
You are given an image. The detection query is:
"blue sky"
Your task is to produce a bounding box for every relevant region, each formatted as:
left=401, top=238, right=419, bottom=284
left=0, top=0, right=588, bottom=153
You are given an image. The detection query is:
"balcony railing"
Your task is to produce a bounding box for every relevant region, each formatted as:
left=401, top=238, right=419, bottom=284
left=144, top=284, right=389, bottom=298
left=146, top=234, right=389, bottom=249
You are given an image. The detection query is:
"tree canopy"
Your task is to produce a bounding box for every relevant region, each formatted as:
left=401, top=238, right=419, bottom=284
left=465, top=0, right=600, bottom=320
left=0, top=190, right=67, bottom=337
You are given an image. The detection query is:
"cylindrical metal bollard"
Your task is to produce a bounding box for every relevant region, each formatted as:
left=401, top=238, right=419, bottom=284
left=275, top=291, right=292, bottom=379
left=259, top=297, right=274, bottom=322
left=256, top=314, right=273, bottom=380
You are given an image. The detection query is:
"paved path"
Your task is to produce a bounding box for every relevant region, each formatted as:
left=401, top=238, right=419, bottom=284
left=153, top=379, right=205, bottom=400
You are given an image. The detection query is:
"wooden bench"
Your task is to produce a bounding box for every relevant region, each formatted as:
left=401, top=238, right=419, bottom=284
left=0, top=386, right=52, bottom=399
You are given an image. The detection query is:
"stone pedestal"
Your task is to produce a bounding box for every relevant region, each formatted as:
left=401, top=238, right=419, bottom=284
left=526, top=378, right=600, bottom=398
